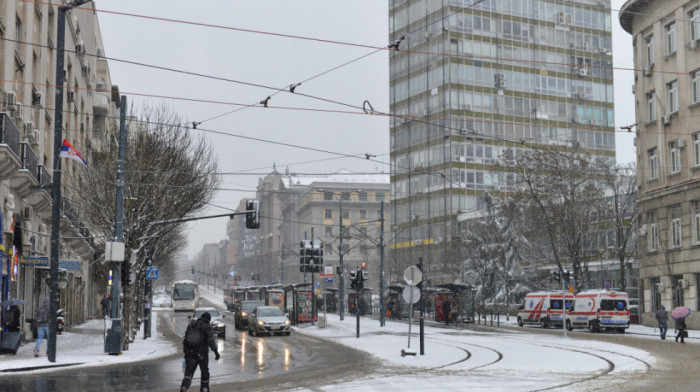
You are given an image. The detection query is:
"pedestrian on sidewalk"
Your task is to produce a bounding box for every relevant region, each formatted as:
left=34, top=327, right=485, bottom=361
left=3, top=305, right=21, bottom=332
left=655, top=305, right=668, bottom=340
left=101, top=295, right=110, bottom=318
left=34, top=299, right=50, bottom=357
left=674, top=317, right=687, bottom=344
left=180, top=312, right=220, bottom=392
left=442, top=299, right=452, bottom=325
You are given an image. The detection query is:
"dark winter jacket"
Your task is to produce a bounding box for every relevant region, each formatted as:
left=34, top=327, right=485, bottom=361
left=655, top=306, right=668, bottom=322
left=183, top=317, right=218, bottom=356
left=675, top=318, right=687, bottom=330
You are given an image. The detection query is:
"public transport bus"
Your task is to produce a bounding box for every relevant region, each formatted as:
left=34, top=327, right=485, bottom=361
left=172, top=280, right=200, bottom=311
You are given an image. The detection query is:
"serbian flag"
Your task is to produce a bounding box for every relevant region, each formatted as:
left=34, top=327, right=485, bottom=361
left=59, top=139, right=87, bottom=166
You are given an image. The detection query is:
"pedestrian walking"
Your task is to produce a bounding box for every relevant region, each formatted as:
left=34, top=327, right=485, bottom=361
left=180, top=312, right=220, bottom=392
left=101, top=295, right=110, bottom=318
left=675, top=317, right=687, bottom=344
left=655, top=305, right=668, bottom=340
left=3, top=304, right=20, bottom=332
left=34, top=299, right=50, bottom=357
left=449, top=297, right=457, bottom=324
left=442, top=299, right=452, bottom=325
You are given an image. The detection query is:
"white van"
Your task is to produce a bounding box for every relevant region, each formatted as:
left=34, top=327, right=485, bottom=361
left=517, top=291, right=574, bottom=328
left=566, top=290, right=629, bottom=333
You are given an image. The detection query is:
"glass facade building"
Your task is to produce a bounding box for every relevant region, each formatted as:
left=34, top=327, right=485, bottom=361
left=389, top=0, right=615, bottom=281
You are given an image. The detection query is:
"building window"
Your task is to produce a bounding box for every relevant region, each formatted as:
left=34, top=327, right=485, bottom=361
left=342, top=210, right=349, bottom=219
left=671, top=217, right=682, bottom=248
left=647, top=92, right=656, bottom=122
left=694, top=133, right=700, bottom=166
left=360, top=210, right=367, bottom=219
left=359, top=227, right=367, bottom=237
left=693, top=71, right=700, bottom=104
left=650, top=222, right=659, bottom=251
left=670, top=142, right=681, bottom=174
left=666, top=22, right=676, bottom=55
left=691, top=8, right=700, bottom=41
left=341, top=192, right=351, bottom=201
left=359, top=192, right=368, bottom=201
left=645, top=35, right=654, bottom=66
left=325, top=226, right=333, bottom=237
left=375, top=192, right=385, bottom=201
left=668, top=80, right=678, bottom=113
left=649, top=148, right=658, bottom=180
left=325, top=209, right=332, bottom=219
left=324, top=192, right=333, bottom=200
left=341, top=244, right=350, bottom=255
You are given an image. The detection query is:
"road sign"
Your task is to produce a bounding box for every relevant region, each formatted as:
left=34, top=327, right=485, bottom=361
left=402, top=286, right=421, bottom=303
left=605, top=281, right=610, bottom=290
left=146, top=266, right=159, bottom=280
left=403, top=266, right=422, bottom=286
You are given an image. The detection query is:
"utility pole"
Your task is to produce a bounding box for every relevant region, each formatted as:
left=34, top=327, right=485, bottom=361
left=338, top=198, right=345, bottom=321
left=380, top=200, right=386, bottom=327
left=48, top=0, right=92, bottom=363
left=311, top=228, right=315, bottom=326
left=111, top=96, right=127, bottom=319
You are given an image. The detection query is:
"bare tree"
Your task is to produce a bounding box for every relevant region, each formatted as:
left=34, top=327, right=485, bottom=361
left=597, top=162, right=638, bottom=292
left=75, top=104, right=219, bottom=347
left=512, top=149, right=602, bottom=292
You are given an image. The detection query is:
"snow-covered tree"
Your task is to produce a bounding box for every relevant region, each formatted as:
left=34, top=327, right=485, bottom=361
left=75, top=104, right=219, bottom=348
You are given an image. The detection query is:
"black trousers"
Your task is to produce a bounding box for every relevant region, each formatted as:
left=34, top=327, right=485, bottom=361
left=181, top=351, right=210, bottom=390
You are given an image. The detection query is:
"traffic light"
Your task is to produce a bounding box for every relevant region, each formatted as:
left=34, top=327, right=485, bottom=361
left=312, top=240, right=323, bottom=265
left=361, top=264, right=368, bottom=282
left=562, top=270, right=571, bottom=283
left=121, top=261, right=131, bottom=287
left=551, top=270, right=560, bottom=283
left=349, top=270, right=358, bottom=289
left=245, top=199, right=260, bottom=229
left=300, top=240, right=312, bottom=265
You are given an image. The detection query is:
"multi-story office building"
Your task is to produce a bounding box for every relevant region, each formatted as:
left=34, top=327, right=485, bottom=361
left=389, top=0, right=616, bottom=284
left=621, top=0, right=700, bottom=328
left=1, top=2, right=119, bottom=327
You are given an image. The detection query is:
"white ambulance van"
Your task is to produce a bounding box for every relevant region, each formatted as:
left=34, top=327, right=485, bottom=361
left=566, top=290, right=630, bottom=333
left=517, top=291, right=574, bottom=328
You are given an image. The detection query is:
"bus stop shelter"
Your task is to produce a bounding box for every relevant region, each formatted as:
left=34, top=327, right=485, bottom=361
left=283, top=283, right=316, bottom=326
left=437, top=283, right=476, bottom=323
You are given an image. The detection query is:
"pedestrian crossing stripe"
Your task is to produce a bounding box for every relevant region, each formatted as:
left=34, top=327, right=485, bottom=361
left=146, top=266, right=159, bottom=280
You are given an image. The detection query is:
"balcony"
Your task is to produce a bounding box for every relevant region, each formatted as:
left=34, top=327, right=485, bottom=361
left=38, top=165, right=52, bottom=190
left=20, top=143, right=38, bottom=182
left=0, top=112, right=21, bottom=177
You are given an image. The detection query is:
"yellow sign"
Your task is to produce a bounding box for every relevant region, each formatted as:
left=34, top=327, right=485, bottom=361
left=568, top=285, right=574, bottom=293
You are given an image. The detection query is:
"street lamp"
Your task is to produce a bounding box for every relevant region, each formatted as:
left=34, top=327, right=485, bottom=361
left=48, top=0, right=93, bottom=363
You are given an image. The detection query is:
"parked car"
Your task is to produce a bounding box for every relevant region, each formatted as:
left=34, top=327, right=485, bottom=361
left=192, top=307, right=226, bottom=338
left=629, top=305, right=640, bottom=324
left=248, top=306, right=291, bottom=336
left=234, top=301, right=265, bottom=330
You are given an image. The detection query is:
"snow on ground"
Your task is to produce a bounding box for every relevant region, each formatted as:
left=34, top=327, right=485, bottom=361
left=1, top=284, right=694, bottom=392
left=0, top=306, right=176, bottom=374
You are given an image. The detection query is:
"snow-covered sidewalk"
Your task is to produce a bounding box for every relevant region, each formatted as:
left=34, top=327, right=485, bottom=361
left=0, top=309, right=176, bottom=374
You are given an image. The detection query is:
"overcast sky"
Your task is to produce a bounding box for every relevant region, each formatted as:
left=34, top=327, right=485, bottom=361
left=94, top=0, right=636, bottom=259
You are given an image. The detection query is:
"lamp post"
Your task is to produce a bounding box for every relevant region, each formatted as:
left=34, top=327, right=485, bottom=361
left=48, top=0, right=92, bottom=363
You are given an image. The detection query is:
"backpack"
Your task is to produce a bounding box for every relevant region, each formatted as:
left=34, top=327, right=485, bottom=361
left=37, top=306, right=50, bottom=324
left=4, top=310, right=15, bottom=326
left=183, top=320, right=203, bottom=352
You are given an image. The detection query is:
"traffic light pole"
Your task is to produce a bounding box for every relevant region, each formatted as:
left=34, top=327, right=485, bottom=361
left=338, top=199, right=344, bottom=321
left=379, top=200, right=386, bottom=327
left=356, top=281, right=360, bottom=338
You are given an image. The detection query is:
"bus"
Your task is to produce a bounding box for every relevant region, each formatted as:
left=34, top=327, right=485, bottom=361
left=172, top=280, right=200, bottom=311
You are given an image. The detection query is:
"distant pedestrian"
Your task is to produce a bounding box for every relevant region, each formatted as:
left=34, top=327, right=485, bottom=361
left=3, top=305, right=21, bottom=332
left=675, top=317, right=687, bottom=344
left=442, top=299, right=452, bottom=325
left=101, top=295, right=110, bottom=318
left=34, top=299, right=50, bottom=357
left=449, top=297, right=457, bottom=324
left=180, top=312, right=220, bottom=392
left=655, top=305, right=668, bottom=340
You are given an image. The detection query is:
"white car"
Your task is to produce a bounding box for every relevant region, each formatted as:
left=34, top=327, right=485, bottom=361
left=248, top=306, right=291, bottom=336
left=192, top=307, right=226, bottom=338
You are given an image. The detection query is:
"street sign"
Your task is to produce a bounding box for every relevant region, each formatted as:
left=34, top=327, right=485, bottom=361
left=402, top=286, right=421, bottom=303
left=146, top=266, right=159, bottom=280
left=605, top=281, right=610, bottom=290
left=403, top=266, right=422, bottom=286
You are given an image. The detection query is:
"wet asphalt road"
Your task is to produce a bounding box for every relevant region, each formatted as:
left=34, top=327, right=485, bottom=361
left=0, top=299, right=371, bottom=392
